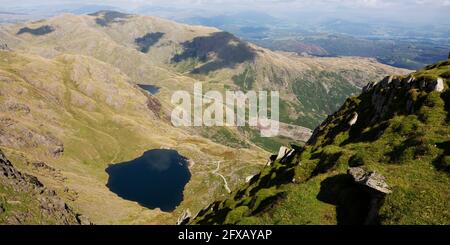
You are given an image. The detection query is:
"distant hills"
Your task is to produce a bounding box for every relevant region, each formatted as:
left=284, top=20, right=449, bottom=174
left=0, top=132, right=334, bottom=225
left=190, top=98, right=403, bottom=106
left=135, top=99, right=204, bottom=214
left=255, top=34, right=450, bottom=70
left=0, top=11, right=409, bottom=224
left=181, top=12, right=450, bottom=70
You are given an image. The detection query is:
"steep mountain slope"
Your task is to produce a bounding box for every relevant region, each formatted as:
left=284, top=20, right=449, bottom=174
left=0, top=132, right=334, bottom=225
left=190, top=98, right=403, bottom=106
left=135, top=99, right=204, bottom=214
left=0, top=50, right=267, bottom=224
left=191, top=58, right=450, bottom=225
left=0, top=149, right=84, bottom=224
left=0, top=11, right=409, bottom=151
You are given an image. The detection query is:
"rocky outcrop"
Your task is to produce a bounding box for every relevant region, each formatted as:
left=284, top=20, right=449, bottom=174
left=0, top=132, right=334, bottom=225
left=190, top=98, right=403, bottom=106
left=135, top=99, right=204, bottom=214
left=266, top=154, right=277, bottom=166
left=190, top=57, right=449, bottom=225
left=245, top=175, right=256, bottom=183
left=435, top=78, right=444, bottom=92
left=348, top=167, right=391, bottom=194
left=0, top=149, right=85, bottom=224
left=266, top=146, right=296, bottom=167
left=0, top=42, right=9, bottom=51
left=348, top=112, right=358, bottom=126
left=363, top=73, right=446, bottom=122
left=0, top=121, right=64, bottom=158
left=276, top=146, right=291, bottom=161
left=348, top=167, right=391, bottom=224
left=176, top=209, right=191, bottom=225
left=30, top=161, right=67, bottom=182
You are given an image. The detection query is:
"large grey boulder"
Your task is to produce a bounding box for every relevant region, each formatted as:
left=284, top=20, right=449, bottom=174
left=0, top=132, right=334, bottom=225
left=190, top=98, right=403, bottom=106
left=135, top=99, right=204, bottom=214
left=348, top=112, right=358, bottom=126
left=348, top=167, right=392, bottom=194
left=434, top=78, right=444, bottom=93
left=348, top=167, right=392, bottom=224
left=275, top=146, right=296, bottom=164
left=76, top=214, right=92, bottom=225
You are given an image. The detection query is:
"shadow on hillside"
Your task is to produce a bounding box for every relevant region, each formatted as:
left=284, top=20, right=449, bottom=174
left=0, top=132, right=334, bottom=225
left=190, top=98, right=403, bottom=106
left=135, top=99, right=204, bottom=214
left=135, top=32, right=165, bottom=53
left=310, top=151, right=343, bottom=177
left=17, top=25, right=54, bottom=35
left=341, top=120, right=390, bottom=146
left=171, top=32, right=256, bottom=74
left=317, top=174, right=371, bottom=225
left=433, top=141, right=450, bottom=175
left=443, top=90, right=450, bottom=122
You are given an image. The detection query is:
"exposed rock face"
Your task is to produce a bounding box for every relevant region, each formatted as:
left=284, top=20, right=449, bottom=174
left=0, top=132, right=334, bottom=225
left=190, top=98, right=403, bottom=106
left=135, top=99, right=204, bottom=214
left=276, top=146, right=291, bottom=161
left=348, top=112, right=358, bottom=126
left=0, top=149, right=84, bottom=224
left=435, top=78, right=444, bottom=92
left=30, top=161, right=67, bottom=182
left=245, top=175, right=256, bottom=183
left=348, top=167, right=391, bottom=225
left=348, top=167, right=392, bottom=194
left=357, top=72, right=446, bottom=125
left=52, top=144, right=64, bottom=157
left=4, top=101, right=30, bottom=114
left=76, top=214, right=92, bottom=225
left=176, top=209, right=191, bottom=225
left=0, top=121, right=64, bottom=158
left=191, top=57, right=449, bottom=225
left=266, top=154, right=277, bottom=166
left=0, top=42, right=9, bottom=51
left=276, top=146, right=296, bottom=165
left=145, top=93, right=162, bottom=118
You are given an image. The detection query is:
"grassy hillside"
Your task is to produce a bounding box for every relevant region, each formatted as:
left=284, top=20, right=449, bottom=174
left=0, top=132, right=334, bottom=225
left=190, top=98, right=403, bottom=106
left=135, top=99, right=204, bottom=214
left=0, top=12, right=412, bottom=224
left=191, top=58, right=450, bottom=225
left=0, top=149, right=84, bottom=224
left=0, top=50, right=267, bottom=224
left=0, top=11, right=409, bottom=142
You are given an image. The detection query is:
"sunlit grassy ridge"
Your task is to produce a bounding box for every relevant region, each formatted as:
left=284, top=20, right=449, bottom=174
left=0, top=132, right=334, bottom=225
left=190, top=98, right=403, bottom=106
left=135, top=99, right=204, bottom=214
left=191, top=58, right=450, bottom=225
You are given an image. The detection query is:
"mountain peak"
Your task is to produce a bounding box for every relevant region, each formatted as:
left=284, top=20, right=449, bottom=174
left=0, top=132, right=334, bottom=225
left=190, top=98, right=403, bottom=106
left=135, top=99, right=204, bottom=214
left=191, top=57, right=450, bottom=225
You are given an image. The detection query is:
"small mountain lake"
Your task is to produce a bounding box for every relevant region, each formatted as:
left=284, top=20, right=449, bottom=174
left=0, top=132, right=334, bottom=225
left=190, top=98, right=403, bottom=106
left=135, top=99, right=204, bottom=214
left=105, top=149, right=191, bottom=212
left=138, top=84, right=160, bottom=94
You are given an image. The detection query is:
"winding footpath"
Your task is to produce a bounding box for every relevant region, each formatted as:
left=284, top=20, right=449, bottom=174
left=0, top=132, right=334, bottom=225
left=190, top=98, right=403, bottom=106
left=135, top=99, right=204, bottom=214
left=212, top=161, right=231, bottom=194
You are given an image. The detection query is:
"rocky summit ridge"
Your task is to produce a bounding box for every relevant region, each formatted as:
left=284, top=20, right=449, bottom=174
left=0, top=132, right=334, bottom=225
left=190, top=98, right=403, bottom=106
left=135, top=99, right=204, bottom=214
left=190, top=56, right=450, bottom=225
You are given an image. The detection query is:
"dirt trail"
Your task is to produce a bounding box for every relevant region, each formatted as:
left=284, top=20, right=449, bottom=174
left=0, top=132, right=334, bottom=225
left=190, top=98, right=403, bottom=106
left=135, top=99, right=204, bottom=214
left=212, top=161, right=231, bottom=193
